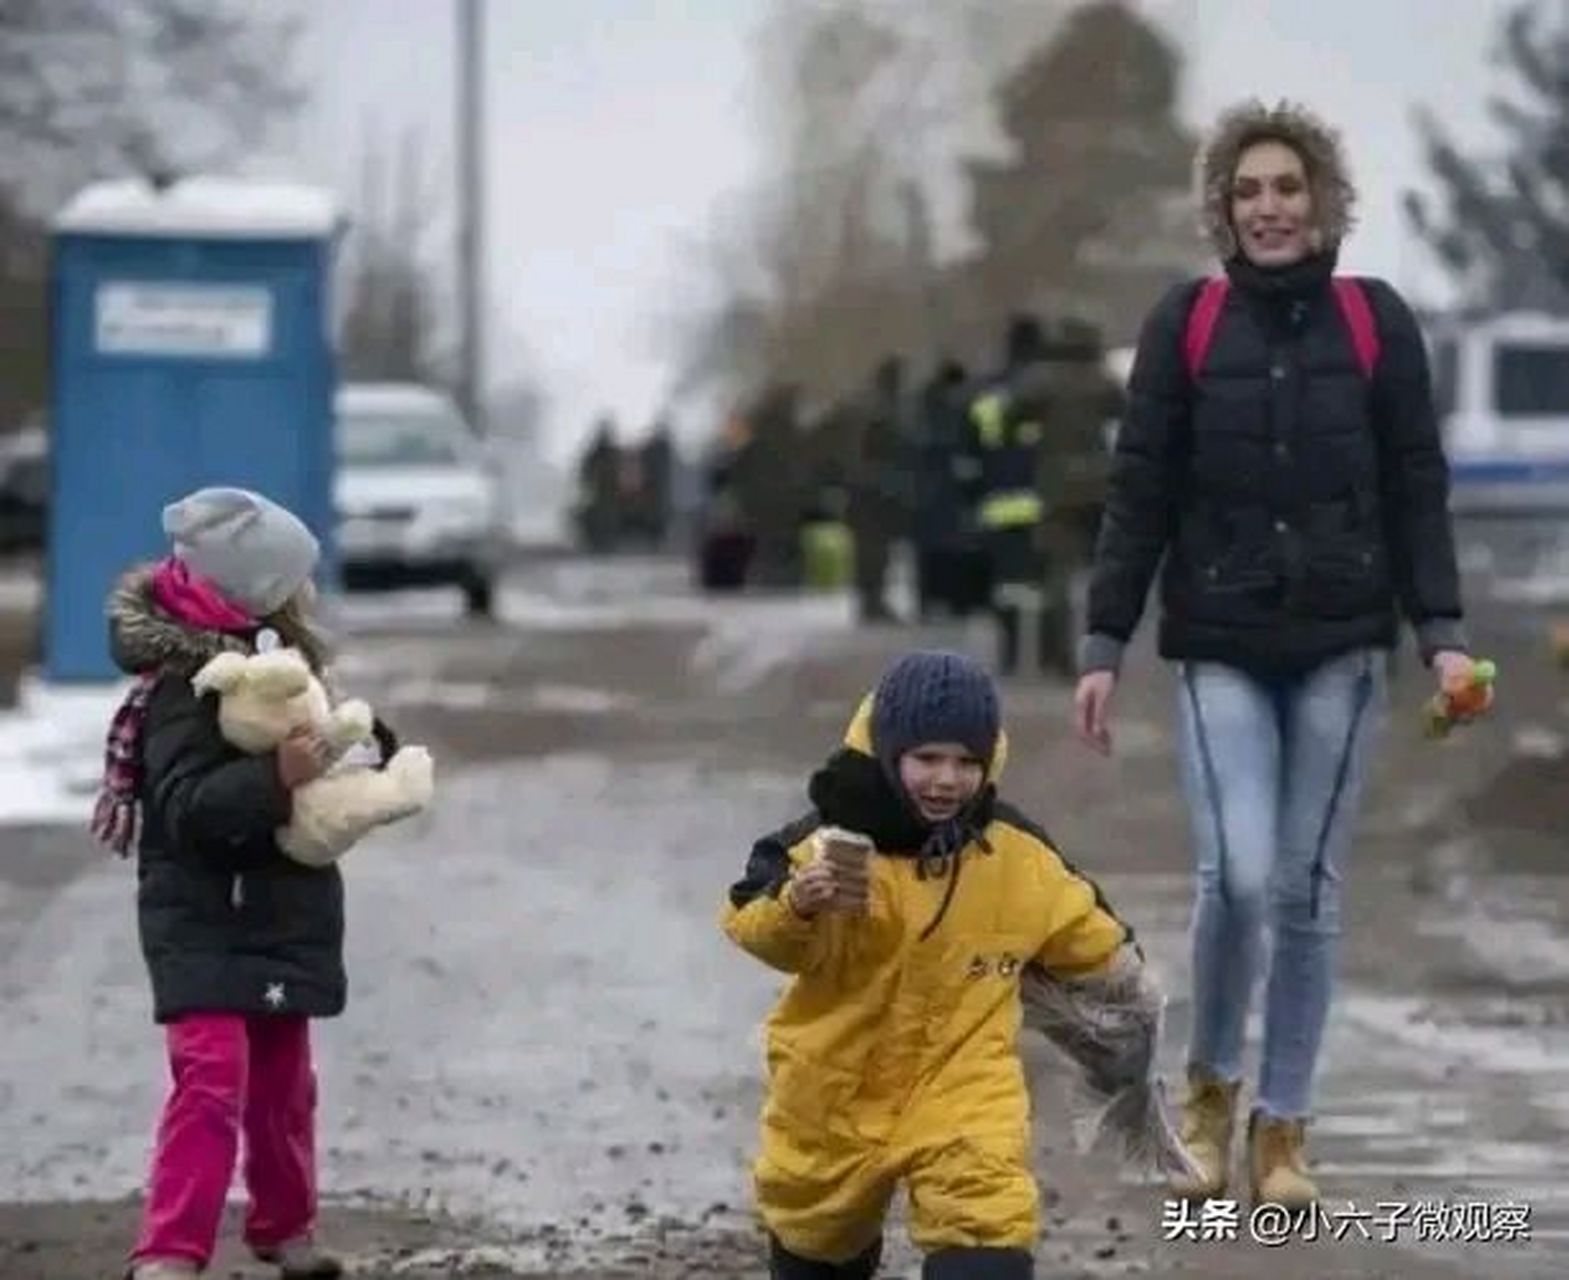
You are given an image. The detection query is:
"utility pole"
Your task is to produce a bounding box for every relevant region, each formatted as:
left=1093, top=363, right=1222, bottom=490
left=457, top=0, right=486, bottom=433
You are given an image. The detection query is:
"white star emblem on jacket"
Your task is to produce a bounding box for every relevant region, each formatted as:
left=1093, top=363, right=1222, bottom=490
left=264, top=982, right=286, bottom=1010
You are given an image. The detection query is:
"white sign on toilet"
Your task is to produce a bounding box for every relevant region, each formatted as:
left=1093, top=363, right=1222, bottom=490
left=94, top=281, right=274, bottom=358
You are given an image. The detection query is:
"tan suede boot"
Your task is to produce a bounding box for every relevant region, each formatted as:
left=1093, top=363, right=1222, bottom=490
left=1248, top=1110, right=1319, bottom=1209
left=1167, top=1065, right=1241, bottom=1199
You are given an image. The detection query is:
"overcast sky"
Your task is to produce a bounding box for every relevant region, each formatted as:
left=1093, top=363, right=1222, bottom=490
left=276, top=0, right=1515, bottom=462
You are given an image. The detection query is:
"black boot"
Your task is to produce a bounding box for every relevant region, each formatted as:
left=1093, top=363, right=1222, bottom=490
left=922, top=1245, right=1033, bottom=1279
left=769, top=1234, right=882, bottom=1279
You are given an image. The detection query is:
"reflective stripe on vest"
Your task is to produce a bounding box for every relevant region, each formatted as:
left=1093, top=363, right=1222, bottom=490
left=971, top=392, right=1008, bottom=449
left=979, top=489, right=1043, bottom=528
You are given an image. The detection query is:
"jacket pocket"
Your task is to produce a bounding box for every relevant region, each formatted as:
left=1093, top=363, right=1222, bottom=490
left=1199, top=558, right=1277, bottom=596
left=1177, top=516, right=1277, bottom=601
left=1298, top=540, right=1388, bottom=618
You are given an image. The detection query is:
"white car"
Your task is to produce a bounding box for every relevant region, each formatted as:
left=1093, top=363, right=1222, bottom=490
left=334, top=382, right=504, bottom=615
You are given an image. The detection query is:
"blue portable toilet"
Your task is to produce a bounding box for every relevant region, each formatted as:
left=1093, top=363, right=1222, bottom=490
left=47, top=176, right=343, bottom=682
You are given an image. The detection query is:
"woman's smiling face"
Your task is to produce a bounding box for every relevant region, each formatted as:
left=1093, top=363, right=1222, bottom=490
left=1231, top=138, right=1316, bottom=267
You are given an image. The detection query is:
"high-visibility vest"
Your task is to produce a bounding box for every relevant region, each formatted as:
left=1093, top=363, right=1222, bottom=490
left=969, top=389, right=1044, bottom=530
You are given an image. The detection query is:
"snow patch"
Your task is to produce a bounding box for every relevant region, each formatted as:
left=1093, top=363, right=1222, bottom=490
left=55, top=176, right=340, bottom=239
left=0, top=677, right=127, bottom=826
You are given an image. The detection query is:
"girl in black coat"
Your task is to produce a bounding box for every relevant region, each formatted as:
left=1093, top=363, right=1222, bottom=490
left=97, top=487, right=346, bottom=1280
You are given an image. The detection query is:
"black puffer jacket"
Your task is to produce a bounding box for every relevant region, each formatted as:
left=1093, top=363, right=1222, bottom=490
left=109, top=567, right=346, bottom=1023
left=1082, top=251, right=1466, bottom=678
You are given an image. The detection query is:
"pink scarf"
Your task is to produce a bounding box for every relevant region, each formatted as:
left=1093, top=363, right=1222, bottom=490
left=150, top=556, right=256, bottom=633
left=92, top=558, right=256, bottom=856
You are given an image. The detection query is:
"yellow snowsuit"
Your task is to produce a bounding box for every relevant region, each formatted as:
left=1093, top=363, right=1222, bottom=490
left=721, top=698, right=1129, bottom=1263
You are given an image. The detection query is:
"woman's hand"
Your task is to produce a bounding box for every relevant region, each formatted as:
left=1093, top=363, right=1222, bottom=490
left=1432, top=649, right=1493, bottom=717
left=1432, top=649, right=1476, bottom=689
left=1074, top=671, right=1117, bottom=755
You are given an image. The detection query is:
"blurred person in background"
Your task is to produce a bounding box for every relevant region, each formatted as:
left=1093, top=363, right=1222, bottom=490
left=1074, top=99, right=1475, bottom=1208
left=1033, top=317, right=1124, bottom=674
left=799, top=397, right=856, bottom=529
left=795, top=397, right=858, bottom=594
left=913, top=358, right=989, bottom=621
left=847, top=356, right=914, bottom=624
left=741, top=383, right=811, bottom=589
left=575, top=417, right=623, bottom=554
left=965, top=315, right=1053, bottom=675
left=635, top=420, right=676, bottom=548
left=697, top=411, right=758, bottom=592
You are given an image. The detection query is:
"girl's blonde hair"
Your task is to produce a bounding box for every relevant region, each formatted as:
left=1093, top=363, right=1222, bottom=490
left=261, top=586, right=332, bottom=677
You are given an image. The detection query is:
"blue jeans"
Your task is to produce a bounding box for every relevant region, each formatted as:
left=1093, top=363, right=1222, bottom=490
left=1175, top=648, right=1387, bottom=1118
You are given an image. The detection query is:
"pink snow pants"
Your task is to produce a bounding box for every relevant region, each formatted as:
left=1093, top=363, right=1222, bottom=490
left=131, top=1013, right=318, bottom=1267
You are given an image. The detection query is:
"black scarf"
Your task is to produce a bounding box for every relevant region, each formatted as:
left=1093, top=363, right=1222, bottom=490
left=807, top=748, right=995, bottom=939
left=1223, top=247, right=1338, bottom=299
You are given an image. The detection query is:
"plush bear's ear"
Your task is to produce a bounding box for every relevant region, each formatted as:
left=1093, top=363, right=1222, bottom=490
left=247, top=649, right=312, bottom=699
left=191, top=651, right=249, bottom=697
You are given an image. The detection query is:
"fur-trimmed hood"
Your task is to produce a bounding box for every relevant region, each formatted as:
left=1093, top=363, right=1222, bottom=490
left=1196, top=98, right=1358, bottom=261
left=107, top=563, right=250, bottom=678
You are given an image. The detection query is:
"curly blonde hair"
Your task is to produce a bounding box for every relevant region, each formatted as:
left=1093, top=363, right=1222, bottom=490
left=1195, top=98, right=1358, bottom=261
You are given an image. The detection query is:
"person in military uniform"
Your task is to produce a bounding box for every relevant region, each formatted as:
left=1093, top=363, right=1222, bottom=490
left=912, top=358, right=989, bottom=620
left=846, top=357, right=914, bottom=623
left=965, top=314, right=1122, bottom=676
left=739, top=384, right=811, bottom=589
left=1034, top=316, right=1123, bottom=674
left=965, top=315, right=1054, bottom=675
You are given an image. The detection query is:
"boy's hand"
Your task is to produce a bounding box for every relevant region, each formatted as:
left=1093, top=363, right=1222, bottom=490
left=818, top=829, right=872, bottom=914
left=787, top=862, right=838, bottom=919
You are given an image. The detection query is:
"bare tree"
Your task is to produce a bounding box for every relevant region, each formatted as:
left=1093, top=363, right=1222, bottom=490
left=960, top=1, right=1200, bottom=346
left=1406, top=0, right=1569, bottom=311
left=0, top=193, right=45, bottom=429
left=668, top=1, right=957, bottom=409
left=338, top=126, right=453, bottom=388
left=0, top=0, right=300, bottom=430
left=666, top=0, right=1193, bottom=415
left=0, top=0, right=300, bottom=206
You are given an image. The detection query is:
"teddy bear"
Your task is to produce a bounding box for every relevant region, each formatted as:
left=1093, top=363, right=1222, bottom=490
left=190, top=647, right=434, bottom=867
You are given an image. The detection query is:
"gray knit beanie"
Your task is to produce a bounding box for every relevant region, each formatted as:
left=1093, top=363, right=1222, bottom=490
left=162, top=487, right=320, bottom=616
left=870, top=650, right=1001, bottom=774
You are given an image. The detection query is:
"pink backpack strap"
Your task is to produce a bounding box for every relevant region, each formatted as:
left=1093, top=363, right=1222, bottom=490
left=1331, top=276, right=1380, bottom=378
left=1183, top=277, right=1230, bottom=379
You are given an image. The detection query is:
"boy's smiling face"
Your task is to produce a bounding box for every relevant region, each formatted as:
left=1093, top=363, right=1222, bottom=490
left=898, top=742, right=985, bottom=822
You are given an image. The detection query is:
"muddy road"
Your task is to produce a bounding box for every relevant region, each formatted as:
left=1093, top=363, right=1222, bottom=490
left=0, top=554, right=1565, bottom=1277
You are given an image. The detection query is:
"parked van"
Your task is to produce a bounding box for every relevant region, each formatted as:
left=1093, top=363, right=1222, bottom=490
left=1425, top=311, right=1569, bottom=515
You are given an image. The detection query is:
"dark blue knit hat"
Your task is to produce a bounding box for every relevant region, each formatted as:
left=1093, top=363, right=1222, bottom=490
left=870, top=650, right=1001, bottom=774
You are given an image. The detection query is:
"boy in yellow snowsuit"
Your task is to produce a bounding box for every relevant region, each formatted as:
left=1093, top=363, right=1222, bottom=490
left=722, top=650, right=1134, bottom=1279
